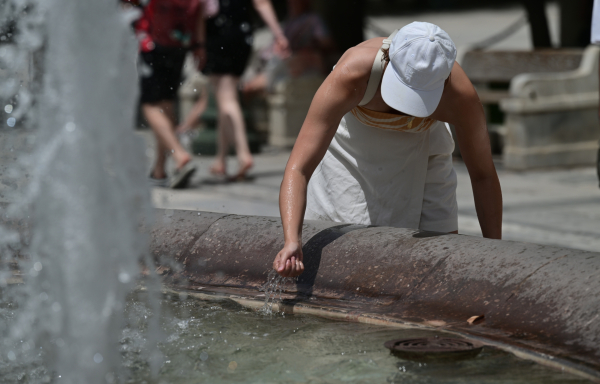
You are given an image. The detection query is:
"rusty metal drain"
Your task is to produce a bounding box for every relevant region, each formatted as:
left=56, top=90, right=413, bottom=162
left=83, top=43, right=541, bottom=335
left=384, top=338, right=483, bottom=361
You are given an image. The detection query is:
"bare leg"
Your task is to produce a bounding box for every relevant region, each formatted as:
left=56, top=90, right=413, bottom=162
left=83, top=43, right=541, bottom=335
left=152, top=140, right=168, bottom=179
left=211, top=75, right=253, bottom=178
left=142, top=101, right=191, bottom=178
left=177, top=86, right=209, bottom=133
left=209, top=75, right=231, bottom=175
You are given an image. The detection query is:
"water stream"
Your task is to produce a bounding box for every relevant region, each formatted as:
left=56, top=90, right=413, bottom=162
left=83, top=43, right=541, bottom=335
left=259, top=269, right=295, bottom=315
left=0, top=0, right=158, bottom=382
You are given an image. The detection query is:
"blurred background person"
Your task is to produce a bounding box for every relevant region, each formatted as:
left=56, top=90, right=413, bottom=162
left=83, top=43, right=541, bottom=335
left=242, top=0, right=335, bottom=94
left=202, top=0, right=289, bottom=181
left=129, top=0, right=210, bottom=188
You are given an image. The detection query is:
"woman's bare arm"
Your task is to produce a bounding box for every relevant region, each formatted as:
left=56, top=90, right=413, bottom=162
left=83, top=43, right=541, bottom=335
left=274, top=50, right=369, bottom=277
left=252, top=0, right=289, bottom=55
left=432, top=63, right=503, bottom=239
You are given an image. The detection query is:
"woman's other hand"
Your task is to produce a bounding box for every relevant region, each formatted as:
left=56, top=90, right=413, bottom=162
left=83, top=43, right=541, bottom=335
left=273, top=241, right=304, bottom=277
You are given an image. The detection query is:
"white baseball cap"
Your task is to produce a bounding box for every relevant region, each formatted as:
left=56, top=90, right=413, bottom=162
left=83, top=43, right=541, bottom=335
left=381, top=22, right=457, bottom=118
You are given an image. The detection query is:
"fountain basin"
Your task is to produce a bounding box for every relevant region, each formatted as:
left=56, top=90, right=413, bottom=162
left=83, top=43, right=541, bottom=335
left=151, top=209, right=600, bottom=381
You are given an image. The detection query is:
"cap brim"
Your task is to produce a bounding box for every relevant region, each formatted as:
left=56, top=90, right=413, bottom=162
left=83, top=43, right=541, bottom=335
left=380, top=67, right=444, bottom=118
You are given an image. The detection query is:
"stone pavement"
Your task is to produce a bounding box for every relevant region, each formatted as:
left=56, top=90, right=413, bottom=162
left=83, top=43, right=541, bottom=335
left=148, top=129, right=600, bottom=253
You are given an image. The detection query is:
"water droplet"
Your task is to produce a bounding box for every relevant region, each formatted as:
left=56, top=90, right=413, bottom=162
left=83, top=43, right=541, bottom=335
left=39, top=292, right=48, bottom=301
left=118, top=272, right=130, bottom=283
left=4, top=104, right=13, bottom=113
left=93, top=353, right=103, bottom=363
left=7, top=351, right=16, bottom=361
left=7, top=117, right=16, bottom=127
left=33, top=262, right=42, bottom=271
left=65, top=122, right=76, bottom=132
left=52, top=302, right=61, bottom=312
left=200, top=351, right=208, bottom=361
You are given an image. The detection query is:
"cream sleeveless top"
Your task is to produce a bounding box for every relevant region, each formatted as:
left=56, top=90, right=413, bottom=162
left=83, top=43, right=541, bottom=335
left=305, top=32, right=458, bottom=232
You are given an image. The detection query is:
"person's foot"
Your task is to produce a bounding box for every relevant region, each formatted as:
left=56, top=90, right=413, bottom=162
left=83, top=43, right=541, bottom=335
left=173, top=151, right=192, bottom=172
left=230, top=156, right=253, bottom=181
left=148, top=173, right=168, bottom=188
left=151, top=167, right=167, bottom=180
left=210, top=161, right=227, bottom=177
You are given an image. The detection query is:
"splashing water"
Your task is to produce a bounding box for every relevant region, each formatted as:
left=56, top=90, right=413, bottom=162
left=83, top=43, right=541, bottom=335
left=259, top=270, right=294, bottom=315
left=0, top=1, right=161, bottom=383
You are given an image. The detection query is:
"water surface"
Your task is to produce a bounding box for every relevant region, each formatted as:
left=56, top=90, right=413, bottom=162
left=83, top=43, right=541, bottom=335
left=122, top=293, right=592, bottom=384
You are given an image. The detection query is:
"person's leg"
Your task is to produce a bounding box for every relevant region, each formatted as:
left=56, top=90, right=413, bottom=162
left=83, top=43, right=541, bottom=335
left=211, top=74, right=253, bottom=178
left=143, top=100, right=191, bottom=179
left=209, top=75, right=232, bottom=175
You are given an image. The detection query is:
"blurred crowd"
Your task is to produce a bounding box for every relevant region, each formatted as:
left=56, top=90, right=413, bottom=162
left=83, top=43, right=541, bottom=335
left=119, top=0, right=335, bottom=189
left=118, top=0, right=599, bottom=190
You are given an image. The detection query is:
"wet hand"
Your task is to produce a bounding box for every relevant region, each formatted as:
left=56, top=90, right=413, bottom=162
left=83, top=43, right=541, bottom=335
left=273, top=241, right=304, bottom=277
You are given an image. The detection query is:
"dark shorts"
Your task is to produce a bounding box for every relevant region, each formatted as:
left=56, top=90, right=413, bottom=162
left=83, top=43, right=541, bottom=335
left=139, top=46, right=187, bottom=104
left=202, top=33, right=252, bottom=77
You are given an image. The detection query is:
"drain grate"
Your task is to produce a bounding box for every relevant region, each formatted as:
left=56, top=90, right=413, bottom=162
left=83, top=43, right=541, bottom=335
left=384, top=338, right=483, bottom=361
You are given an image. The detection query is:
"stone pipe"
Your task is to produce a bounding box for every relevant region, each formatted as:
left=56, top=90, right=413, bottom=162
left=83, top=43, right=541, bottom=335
left=150, top=209, right=600, bottom=378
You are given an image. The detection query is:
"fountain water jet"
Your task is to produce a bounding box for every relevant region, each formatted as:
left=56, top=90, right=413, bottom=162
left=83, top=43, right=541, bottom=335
left=0, top=0, right=158, bottom=382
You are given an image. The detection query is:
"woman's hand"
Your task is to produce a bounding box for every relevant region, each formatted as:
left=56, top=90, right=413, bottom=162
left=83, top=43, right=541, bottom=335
left=273, top=35, right=291, bottom=59
left=273, top=241, right=304, bottom=277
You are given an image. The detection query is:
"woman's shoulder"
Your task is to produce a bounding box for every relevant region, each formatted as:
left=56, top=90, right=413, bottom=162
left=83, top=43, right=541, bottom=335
left=332, top=38, right=384, bottom=83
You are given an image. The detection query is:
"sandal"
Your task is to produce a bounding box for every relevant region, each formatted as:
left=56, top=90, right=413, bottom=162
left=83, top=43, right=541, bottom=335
left=169, top=163, right=196, bottom=189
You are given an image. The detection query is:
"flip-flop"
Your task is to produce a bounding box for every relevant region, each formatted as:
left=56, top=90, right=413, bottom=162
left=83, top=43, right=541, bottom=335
left=169, top=163, right=196, bottom=189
